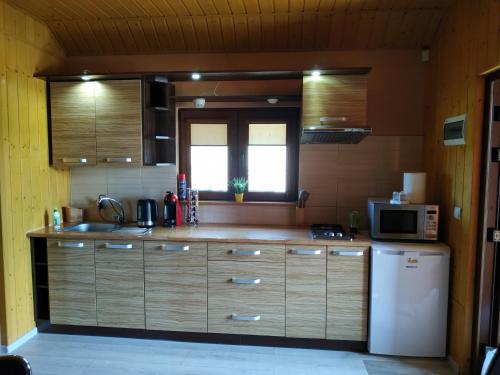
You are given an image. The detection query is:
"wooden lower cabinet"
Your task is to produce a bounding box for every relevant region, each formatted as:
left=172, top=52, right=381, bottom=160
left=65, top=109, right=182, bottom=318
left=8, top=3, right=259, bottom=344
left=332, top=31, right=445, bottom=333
left=95, top=240, right=145, bottom=329
left=208, top=261, right=285, bottom=336
left=326, top=246, right=369, bottom=341
left=285, top=245, right=326, bottom=339
left=144, top=241, right=207, bottom=332
left=47, top=239, right=97, bottom=326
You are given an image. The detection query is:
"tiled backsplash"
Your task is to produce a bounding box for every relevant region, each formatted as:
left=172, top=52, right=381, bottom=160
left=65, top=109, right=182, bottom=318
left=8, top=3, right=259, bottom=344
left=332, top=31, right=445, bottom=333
left=71, top=166, right=176, bottom=222
left=70, top=136, right=422, bottom=228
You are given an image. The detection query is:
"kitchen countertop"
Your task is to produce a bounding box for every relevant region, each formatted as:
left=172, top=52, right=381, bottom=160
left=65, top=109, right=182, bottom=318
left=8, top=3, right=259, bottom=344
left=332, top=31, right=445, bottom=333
left=27, top=223, right=372, bottom=247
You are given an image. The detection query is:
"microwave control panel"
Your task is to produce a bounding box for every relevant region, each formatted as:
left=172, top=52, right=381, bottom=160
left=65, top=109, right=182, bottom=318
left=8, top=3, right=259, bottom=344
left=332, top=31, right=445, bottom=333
left=424, top=205, right=439, bottom=240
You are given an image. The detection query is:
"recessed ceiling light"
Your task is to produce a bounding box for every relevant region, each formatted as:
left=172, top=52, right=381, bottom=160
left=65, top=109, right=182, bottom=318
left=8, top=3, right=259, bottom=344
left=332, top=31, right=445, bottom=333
left=81, top=70, right=91, bottom=81
left=311, top=70, right=321, bottom=77
left=191, top=72, right=201, bottom=80
left=267, top=98, right=279, bottom=104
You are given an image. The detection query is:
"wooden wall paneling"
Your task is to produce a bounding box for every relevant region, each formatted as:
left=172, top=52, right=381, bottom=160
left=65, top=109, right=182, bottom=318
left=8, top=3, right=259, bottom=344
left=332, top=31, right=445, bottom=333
left=288, top=12, right=303, bottom=49
left=258, top=0, right=275, bottom=13
left=192, top=17, right=211, bottom=51
left=165, top=17, right=186, bottom=50
left=206, top=16, right=224, bottom=50
left=261, top=14, right=275, bottom=50
left=179, top=17, right=198, bottom=51
left=113, top=19, right=137, bottom=52
left=126, top=19, right=149, bottom=54
left=328, top=12, right=345, bottom=49
left=220, top=15, right=235, bottom=50
left=0, top=0, right=69, bottom=345
left=341, top=12, right=361, bottom=49
left=355, top=11, right=374, bottom=49
left=233, top=14, right=248, bottom=51
left=314, top=13, right=331, bottom=49
left=100, top=20, right=126, bottom=54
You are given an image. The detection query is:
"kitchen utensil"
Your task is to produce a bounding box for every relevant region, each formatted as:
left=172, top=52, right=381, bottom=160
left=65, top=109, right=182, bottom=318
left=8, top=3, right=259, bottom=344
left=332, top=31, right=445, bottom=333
left=137, top=199, right=158, bottom=228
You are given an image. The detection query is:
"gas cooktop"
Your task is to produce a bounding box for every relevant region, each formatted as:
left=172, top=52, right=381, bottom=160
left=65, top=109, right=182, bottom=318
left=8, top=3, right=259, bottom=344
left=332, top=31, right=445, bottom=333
left=310, top=224, right=351, bottom=240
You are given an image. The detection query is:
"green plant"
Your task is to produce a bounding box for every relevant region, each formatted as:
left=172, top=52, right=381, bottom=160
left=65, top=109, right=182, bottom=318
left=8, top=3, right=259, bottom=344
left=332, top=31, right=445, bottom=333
left=229, top=177, right=248, bottom=194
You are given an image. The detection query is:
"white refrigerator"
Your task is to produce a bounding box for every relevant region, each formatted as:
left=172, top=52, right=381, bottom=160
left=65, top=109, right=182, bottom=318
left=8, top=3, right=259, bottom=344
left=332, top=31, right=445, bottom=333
left=369, top=241, right=450, bottom=357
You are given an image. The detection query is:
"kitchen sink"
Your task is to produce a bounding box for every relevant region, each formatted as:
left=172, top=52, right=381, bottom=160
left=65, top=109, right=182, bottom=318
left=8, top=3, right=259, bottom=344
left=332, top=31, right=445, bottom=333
left=63, top=223, right=150, bottom=235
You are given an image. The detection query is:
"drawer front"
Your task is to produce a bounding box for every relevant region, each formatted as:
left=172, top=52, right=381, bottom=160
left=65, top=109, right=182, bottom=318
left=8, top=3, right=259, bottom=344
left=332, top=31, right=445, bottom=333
left=144, top=241, right=207, bottom=267
left=208, top=261, right=285, bottom=336
left=95, top=240, right=145, bottom=329
left=145, top=266, right=207, bottom=332
left=285, top=245, right=326, bottom=339
left=47, top=239, right=95, bottom=266
left=48, top=239, right=96, bottom=326
left=326, top=246, right=369, bottom=341
left=208, top=242, right=285, bottom=263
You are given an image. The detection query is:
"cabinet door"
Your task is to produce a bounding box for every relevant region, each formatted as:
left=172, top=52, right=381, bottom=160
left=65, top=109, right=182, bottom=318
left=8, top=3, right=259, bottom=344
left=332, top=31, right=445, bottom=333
left=95, top=80, right=142, bottom=166
left=47, top=239, right=96, bottom=325
left=50, top=82, right=97, bottom=167
left=302, top=75, right=367, bottom=127
left=144, top=241, right=207, bottom=332
left=286, top=245, right=326, bottom=338
left=95, top=240, right=145, bottom=329
left=327, top=247, right=369, bottom=341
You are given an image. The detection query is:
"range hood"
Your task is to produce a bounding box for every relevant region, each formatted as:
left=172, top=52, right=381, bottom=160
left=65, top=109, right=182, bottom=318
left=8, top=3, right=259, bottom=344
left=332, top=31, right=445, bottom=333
left=301, top=117, right=372, bottom=144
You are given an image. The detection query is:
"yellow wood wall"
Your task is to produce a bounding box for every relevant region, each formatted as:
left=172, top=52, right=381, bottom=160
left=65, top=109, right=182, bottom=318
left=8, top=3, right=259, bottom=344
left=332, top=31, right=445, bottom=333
left=0, top=1, right=69, bottom=345
left=424, top=0, right=500, bottom=371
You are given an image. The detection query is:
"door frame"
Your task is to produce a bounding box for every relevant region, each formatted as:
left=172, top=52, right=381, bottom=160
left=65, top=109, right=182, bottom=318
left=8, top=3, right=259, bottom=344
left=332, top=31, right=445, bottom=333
left=472, top=70, right=500, bottom=372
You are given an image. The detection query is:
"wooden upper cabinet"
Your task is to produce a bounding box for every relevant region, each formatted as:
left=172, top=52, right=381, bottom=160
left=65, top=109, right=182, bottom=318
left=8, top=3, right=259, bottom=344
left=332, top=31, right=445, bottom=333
left=50, top=82, right=97, bottom=167
left=302, top=75, right=368, bottom=128
left=95, top=80, right=143, bottom=166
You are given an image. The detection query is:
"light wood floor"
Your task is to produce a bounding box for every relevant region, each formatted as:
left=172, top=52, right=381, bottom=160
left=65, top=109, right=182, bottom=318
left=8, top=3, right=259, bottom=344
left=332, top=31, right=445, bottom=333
left=9, top=333, right=454, bottom=375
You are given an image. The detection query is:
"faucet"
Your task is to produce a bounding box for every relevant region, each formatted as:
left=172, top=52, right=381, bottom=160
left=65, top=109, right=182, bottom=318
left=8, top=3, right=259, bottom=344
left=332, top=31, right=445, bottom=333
left=97, top=194, right=125, bottom=225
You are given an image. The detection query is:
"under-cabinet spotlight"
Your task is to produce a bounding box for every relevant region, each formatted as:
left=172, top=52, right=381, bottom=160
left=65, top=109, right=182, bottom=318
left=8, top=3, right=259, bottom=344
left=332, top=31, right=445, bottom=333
left=311, top=70, right=321, bottom=78
left=81, top=70, right=92, bottom=81
left=191, top=72, right=201, bottom=80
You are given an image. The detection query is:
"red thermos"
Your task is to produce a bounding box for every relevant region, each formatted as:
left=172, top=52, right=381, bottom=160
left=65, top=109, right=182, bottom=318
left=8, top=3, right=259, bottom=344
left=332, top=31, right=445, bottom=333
left=163, top=192, right=182, bottom=227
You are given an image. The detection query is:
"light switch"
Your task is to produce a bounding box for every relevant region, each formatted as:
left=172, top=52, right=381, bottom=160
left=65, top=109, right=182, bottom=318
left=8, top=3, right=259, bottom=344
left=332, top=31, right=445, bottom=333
left=453, top=206, right=462, bottom=220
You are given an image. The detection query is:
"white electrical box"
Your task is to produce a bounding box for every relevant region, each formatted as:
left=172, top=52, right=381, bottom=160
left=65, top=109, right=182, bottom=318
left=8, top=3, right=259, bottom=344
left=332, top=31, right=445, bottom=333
left=443, top=114, right=466, bottom=146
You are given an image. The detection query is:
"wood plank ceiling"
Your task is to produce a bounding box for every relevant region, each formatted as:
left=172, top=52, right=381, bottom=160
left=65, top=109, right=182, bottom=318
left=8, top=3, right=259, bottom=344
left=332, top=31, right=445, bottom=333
left=9, top=0, right=454, bottom=56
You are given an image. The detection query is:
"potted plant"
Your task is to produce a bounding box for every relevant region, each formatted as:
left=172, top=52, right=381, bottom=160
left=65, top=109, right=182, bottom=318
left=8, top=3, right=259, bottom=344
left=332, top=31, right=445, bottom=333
left=230, top=177, right=248, bottom=203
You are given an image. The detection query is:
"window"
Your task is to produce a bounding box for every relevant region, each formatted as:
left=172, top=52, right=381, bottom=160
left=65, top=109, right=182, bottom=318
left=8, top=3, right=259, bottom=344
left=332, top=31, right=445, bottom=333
left=179, top=108, right=300, bottom=201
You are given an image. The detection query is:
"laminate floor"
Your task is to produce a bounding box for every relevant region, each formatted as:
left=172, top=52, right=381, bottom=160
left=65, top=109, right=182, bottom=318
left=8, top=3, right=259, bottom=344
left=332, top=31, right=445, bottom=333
left=10, top=333, right=454, bottom=375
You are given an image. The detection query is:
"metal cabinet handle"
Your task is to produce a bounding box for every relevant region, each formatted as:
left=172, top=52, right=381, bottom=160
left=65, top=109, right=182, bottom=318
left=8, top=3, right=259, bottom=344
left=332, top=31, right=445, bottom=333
left=105, top=157, right=132, bottom=163
left=376, top=250, right=404, bottom=256
left=155, top=163, right=174, bottom=166
left=160, top=244, right=189, bottom=252
left=57, top=241, right=84, bottom=248
left=231, top=314, right=261, bottom=321
left=290, top=249, right=322, bottom=255
left=232, top=249, right=261, bottom=256
left=331, top=250, right=365, bottom=256
left=105, top=242, right=133, bottom=249
left=62, top=158, right=87, bottom=164
left=231, top=277, right=261, bottom=284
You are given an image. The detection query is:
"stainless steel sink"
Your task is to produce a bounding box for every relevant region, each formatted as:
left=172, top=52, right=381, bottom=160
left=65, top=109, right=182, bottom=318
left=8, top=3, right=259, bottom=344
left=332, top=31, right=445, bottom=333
left=63, top=223, right=150, bottom=235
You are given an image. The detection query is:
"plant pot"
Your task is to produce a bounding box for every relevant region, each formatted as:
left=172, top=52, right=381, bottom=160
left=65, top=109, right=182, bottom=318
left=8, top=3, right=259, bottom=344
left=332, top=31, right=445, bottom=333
left=234, top=193, right=244, bottom=203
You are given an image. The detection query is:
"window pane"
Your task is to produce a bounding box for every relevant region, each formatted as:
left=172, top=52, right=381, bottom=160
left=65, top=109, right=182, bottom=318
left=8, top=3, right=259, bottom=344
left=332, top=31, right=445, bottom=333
left=191, top=123, right=227, bottom=145
left=191, top=146, right=228, bottom=191
left=248, top=146, right=286, bottom=192
left=249, top=123, right=286, bottom=145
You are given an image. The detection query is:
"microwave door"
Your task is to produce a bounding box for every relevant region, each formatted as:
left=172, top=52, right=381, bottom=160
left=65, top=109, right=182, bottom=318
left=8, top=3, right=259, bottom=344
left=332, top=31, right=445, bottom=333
left=374, top=206, right=425, bottom=240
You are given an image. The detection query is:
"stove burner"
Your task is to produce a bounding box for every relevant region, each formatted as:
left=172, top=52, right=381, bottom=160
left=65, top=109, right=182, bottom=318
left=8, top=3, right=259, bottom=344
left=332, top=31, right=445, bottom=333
left=310, top=224, right=350, bottom=240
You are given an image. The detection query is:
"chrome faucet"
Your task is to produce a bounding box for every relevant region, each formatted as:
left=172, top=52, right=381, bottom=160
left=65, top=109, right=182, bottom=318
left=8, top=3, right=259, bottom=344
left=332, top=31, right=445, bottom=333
left=97, top=194, right=125, bottom=225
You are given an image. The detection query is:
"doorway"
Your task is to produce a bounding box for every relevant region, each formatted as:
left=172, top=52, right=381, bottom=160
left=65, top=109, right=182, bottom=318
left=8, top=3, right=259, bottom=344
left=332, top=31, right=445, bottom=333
left=473, top=72, right=500, bottom=372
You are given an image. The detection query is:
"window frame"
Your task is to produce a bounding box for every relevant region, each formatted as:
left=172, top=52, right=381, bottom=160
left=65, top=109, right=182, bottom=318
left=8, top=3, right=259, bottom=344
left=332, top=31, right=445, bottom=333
left=179, top=108, right=300, bottom=202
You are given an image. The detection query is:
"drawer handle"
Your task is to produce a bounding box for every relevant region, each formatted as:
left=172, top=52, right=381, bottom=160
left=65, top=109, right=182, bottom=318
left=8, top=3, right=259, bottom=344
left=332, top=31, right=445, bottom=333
left=105, top=157, right=132, bottom=163
left=331, top=250, right=365, bottom=256
left=62, top=157, right=87, bottom=164
left=57, top=241, right=84, bottom=248
left=160, top=244, right=189, bottom=252
left=231, top=249, right=261, bottom=256
left=231, top=277, right=261, bottom=285
left=105, top=242, right=133, bottom=249
left=290, top=249, right=322, bottom=255
left=231, top=314, right=261, bottom=321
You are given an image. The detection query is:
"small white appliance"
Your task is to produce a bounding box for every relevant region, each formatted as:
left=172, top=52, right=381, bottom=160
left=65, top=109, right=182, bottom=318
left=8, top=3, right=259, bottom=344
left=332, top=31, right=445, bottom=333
left=368, top=199, right=439, bottom=241
left=369, top=241, right=450, bottom=357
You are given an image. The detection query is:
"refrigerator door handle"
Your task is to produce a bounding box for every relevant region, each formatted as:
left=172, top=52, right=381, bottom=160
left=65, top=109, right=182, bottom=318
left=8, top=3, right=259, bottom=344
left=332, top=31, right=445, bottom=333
left=376, top=250, right=404, bottom=256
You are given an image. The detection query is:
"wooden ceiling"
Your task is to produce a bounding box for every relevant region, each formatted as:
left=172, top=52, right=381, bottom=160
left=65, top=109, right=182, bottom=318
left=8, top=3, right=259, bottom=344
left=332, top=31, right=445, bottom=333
left=9, top=0, right=453, bottom=56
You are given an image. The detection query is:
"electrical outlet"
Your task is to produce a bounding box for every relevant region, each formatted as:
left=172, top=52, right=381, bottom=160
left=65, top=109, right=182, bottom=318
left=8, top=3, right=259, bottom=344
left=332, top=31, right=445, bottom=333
left=453, top=206, right=462, bottom=220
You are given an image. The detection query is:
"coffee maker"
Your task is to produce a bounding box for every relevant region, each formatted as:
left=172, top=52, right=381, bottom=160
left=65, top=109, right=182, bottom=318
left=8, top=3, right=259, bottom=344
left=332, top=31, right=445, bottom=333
left=163, top=192, right=182, bottom=227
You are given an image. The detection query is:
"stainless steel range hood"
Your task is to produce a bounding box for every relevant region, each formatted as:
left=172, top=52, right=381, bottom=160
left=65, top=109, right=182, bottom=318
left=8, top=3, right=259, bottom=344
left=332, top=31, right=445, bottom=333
left=300, top=117, right=372, bottom=144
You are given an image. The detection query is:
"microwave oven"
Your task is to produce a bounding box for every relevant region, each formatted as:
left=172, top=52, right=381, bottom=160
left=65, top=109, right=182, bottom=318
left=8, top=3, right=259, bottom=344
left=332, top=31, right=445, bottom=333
left=368, top=199, right=439, bottom=241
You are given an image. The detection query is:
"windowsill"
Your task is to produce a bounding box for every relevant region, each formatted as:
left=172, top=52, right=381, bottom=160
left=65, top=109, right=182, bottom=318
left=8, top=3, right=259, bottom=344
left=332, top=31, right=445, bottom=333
left=181, top=200, right=296, bottom=207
